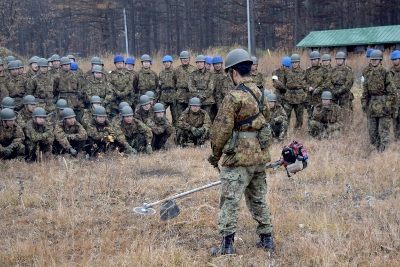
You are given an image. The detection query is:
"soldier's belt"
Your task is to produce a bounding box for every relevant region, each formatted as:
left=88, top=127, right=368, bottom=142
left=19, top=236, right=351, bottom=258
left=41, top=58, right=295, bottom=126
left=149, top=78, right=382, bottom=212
left=178, top=88, right=189, bottom=92
left=162, top=87, right=174, bottom=91
left=237, top=131, right=258, bottom=139
left=371, top=95, right=387, bottom=100
left=36, top=98, right=53, bottom=104
left=288, top=89, right=303, bottom=93
left=59, top=92, right=77, bottom=97
left=13, top=97, right=22, bottom=102
left=334, top=84, right=343, bottom=88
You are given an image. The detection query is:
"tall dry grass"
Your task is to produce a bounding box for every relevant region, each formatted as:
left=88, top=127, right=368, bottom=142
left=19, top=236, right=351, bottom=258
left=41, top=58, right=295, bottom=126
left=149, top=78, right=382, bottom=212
left=1, top=49, right=399, bottom=266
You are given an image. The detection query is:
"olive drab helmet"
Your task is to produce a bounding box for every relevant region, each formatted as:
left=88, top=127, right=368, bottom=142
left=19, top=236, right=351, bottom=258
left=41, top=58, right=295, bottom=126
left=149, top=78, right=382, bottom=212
left=189, top=97, right=201, bottom=106
left=23, top=95, right=37, bottom=105
left=118, top=102, right=129, bottom=111
left=139, top=95, right=151, bottom=106
left=140, top=54, right=151, bottom=62
left=370, top=50, right=383, bottom=60
left=67, top=55, right=75, bottom=60
left=153, top=103, right=165, bottom=113
left=321, top=91, right=332, bottom=100
left=145, top=91, right=155, bottom=100
left=225, top=49, right=253, bottom=70
left=91, top=57, right=102, bottom=65
left=29, top=57, right=39, bottom=65
left=93, top=106, right=107, bottom=116
left=290, top=54, right=301, bottom=63
left=56, top=99, right=68, bottom=110
left=322, top=54, right=331, bottom=61
left=335, top=52, right=346, bottom=59
left=15, top=60, right=23, bottom=68
left=1, top=97, right=15, bottom=108
left=180, top=51, right=190, bottom=59
left=6, top=56, right=15, bottom=64
left=60, top=57, right=70, bottom=65
left=251, top=56, right=258, bottom=64
left=51, top=54, right=61, bottom=61
left=92, top=65, right=103, bottom=73
left=267, top=93, right=277, bottom=102
left=62, top=108, right=76, bottom=119
left=8, top=61, right=19, bottom=70
left=37, top=58, right=48, bottom=67
left=121, top=106, right=134, bottom=117
left=264, top=89, right=271, bottom=96
left=90, top=95, right=102, bottom=104
left=1, top=108, right=16, bottom=121
left=195, top=55, right=206, bottom=62
left=309, top=51, right=320, bottom=60
left=32, top=107, right=47, bottom=117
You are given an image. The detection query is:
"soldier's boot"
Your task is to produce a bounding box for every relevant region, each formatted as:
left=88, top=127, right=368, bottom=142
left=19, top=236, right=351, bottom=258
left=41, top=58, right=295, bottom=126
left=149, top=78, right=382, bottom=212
left=256, top=233, right=274, bottom=252
left=211, top=233, right=235, bottom=257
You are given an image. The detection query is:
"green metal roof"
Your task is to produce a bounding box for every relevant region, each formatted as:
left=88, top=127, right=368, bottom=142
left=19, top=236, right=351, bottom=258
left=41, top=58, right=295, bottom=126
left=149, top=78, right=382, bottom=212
left=296, top=25, right=400, bottom=48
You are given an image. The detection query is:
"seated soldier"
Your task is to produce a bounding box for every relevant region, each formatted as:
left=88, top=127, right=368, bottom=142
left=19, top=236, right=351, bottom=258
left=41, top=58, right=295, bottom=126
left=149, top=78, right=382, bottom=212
left=309, top=91, right=343, bottom=139
left=134, top=95, right=154, bottom=123
left=81, top=95, right=103, bottom=130
left=24, top=107, right=54, bottom=162
left=110, top=101, right=130, bottom=126
left=115, top=106, right=153, bottom=155
left=145, top=103, right=174, bottom=150
left=54, top=108, right=88, bottom=156
left=145, top=91, right=156, bottom=106
left=86, top=106, right=115, bottom=157
left=1, top=97, right=24, bottom=125
left=48, top=99, right=68, bottom=125
left=268, top=93, right=287, bottom=141
left=18, top=95, right=37, bottom=126
left=176, top=97, right=211, bottom=147
left=0, top=108, right=25, bottom=159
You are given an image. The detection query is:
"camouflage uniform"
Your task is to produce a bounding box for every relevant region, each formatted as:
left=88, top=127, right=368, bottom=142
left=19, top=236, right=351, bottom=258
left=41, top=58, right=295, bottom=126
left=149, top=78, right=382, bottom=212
left=272, top=67, right=287, bottom=104
left=251, top=71, right=267, bottom=89
left=84, top=75, right=114, bottom=110
left=1, top=75, right=31, bottom=111
left=53, top=120, right=87, bottom=154
left=85, top=118, right=115, bottom=156
left=17, top=108, right=33, bottom=126
left=304, top=65, right=330, bottom=121
left=210, top=77, right=272, bottom=237
left=114, top=118, right=153, bottom=153
left=0, top=122, right=25, bottom=159
left=158, top=67, right=178, bottom=125
left=269, top=103, right=287, bottom=141
left=109, top=69, right=134, bottom=117
left=283, top=66, right=306, bottom=129
left=176, top=107, right=211, bottom=146
left=47, top=111, right=63, bottom=126
left=134, top=106, right=154, bottom=123
left=173, top=64, right=197, bottom=119
left=29, top=71, right=56, bottom=112
left=212, top=69, right=233, bottom=109
left=135, top=68, right=159, bottom=99
left=189, top=68, right=215, bottom=121
left=50, top=67, right=61, bottom=75
left=0, top=71, right=9, bottom=99
left=308, top=103, right=343, bottom=138
left=24, top=120, right=54, bottom=161
left=330, top=64, right=354, bottom=120
left=391, top=65, right=400, bottom=141
left=145, top=115, right=174, bottom=150
left=361, top=64, right=396, bottom=151
left=24, top=68, right=38, bottom=80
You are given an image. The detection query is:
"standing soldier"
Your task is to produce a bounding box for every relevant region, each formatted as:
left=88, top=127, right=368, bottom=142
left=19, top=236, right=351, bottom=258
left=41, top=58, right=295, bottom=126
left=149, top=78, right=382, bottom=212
left=84, top=57, right=103, bottom=80
left=283, top=54, right=306, bottom=129
left=0, top=108, right=25, bottom=159
left=207, top=49, right=273, bottom=256
left=53, top=57, right=84, bottom=121
left=390, top=50, right=400, bottom=141
left=157, top=55, right=177, bottom=125
left=361, top=50, right=396, bottom=152
left=29, top=58, right=56, bottom=113
left=48, top=99, right=68, bottom=125
left=49, top=54, right=61, bottom=74
left=308, top=91, right=343, bottom=139
left=134, top=95, right=153, bottom=123
left=205, top=56, right=213, bottom=71
left=321, top=54, right=332, bottom=71
left=173, top=51, right=197, bottom=121
left=125, top=57, right=135, bottom=73
left=25, top=57, right=40, bottom=80
left=84, top=65, right=113, bottom=110
left=268, top=93, right=287, bottom=141
left=362, top=48, right=374, bottom=80
left=53, top=108, right=87, bottom=156
left=250, top=56, right=267, bottom=89
left=18, top=95, right=37, bottom=126
left=189, top=55, right=215, bottom=121
left=135, top=54, right=159, bottom=100
left=145, top=103, right=174, bottom=151
left=272, top=56, right=291, bottom=105
left=212, top=56, right=233, bottom=110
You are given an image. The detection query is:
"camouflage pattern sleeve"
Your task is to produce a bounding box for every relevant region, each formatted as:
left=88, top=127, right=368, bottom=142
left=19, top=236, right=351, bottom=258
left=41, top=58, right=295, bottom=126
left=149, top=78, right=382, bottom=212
left=176, top=111, right=190, bottom=130
left=342, top=67, right=354, bottom=94
left=386, top=70, right=397, bottom=108
left=272, top=68, right=286, bottom=94
left=113, top=124, right=130, bottom=148
left=73, top=122, right=88, bottom=141
left=272, top=104, right=287, bottom=123
left=86, top=123, right=106, bottom=141
left=54, top=123, right=72, bottom=149
left=145, top=117, right=165, bottom=135
left=135, top=118, right=153, bottom=142
left=11, top=125, right=25, bottom=147
left=202, top=110, right=212, bottom=131
left=24, top=122, right=54, bottom=143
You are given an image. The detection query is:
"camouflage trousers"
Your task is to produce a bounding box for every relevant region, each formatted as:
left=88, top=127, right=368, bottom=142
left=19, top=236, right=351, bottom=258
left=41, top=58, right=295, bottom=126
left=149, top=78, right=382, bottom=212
left=85, top=138, right=113, bottom=157
left=283, top=103, right=304, bottom=129
left=25, top=140, right=52, bottom=161
left=175, top=128, right=209, bottom=146
left=308, top=120, right=341, bottom=139
left=218, top=164, right=273, bottom=236
left=392, top=107, right=400, bottom=141
left=160, top=100, right=178, bottom=126
left=115, top=133, right=147, bottom=153
left=53, top=140, right=86, bottom=154
left=368, top=116, right=391, bottom=152
left=0, top=143, right=25, bottom=160
left=270, top=121, right=287, bottom=141
left=151, top=132, right=171, bottom=150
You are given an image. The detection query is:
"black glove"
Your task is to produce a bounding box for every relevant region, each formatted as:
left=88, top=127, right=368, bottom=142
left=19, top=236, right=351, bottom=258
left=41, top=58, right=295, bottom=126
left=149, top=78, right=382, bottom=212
left=126, top=146, right=137, bottom=155
left=69, top=147, right=78, bottom=156
left=207, top=153, right=220, bottom=168
left=160, top=117, right=167, bottom=123
left=190, top=126, right=197, bottom=135
left=3, top=146, right=13, bottom=157
left=196, top=126, right=205, bottom=137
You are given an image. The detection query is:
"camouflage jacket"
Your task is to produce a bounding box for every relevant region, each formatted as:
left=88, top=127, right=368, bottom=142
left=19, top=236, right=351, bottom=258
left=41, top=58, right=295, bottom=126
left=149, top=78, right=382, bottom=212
left=251, top=71, right=267, bottom=88
left=269, top=104, right=287, bottom=124
left=24, top=120, right=54, bottom=144
left=134, top=106, right=154, bottom=123
left=212, top=69, right=233, bottom=107
left=109, top=69, right=134, bottom=106
left=24, top=68, right=38, bottom=80
left=29, top=71, right=55, bottom=101
left=50, top=67, right=61, bottom=75
left=361, top=65, right=396, bottom=117
left=53, top=70, right=84, bottom=109
left=81, top=109, right=95, bottom=130
left=189, top=68, right=215, bottom=105
left=2, top=74, right=31, bottom=99
left=210, top=77, right=270, bottom=167
left=173, top=64, right=197, bottom=103
left=311, top=103, right=343, bottom=125
left=272, top=67, right=287, bottom=101
left=86, top=118, right=114, bottom=142
left=17, top=108, right=33, bottom=125
left=330, top=65, right=354, bottom=101
left=135, top=68, right=159, bottom=96
left=48, top=111, right=63, bottom=126
left=362, top=64, right=373, bottom=78
left=390, top=65, right=400, bottom=106
left=54, top=120, right=87, bottom=149
left=145, top=115, right=174, bottom=136
left=84, top=76, right=114, bottom=105
left=0, top=71, right=9, bottom=99
left=304, top=65, right=330, bottom=106
left=176, top=108, right=211, bottom=131
left=114, top=118, right=153, bottom=148
left=158, top=67, right=175, bottom=103
left=284, top=67, right=306, bottom=104
left=0, top=122, right=25, bottom=150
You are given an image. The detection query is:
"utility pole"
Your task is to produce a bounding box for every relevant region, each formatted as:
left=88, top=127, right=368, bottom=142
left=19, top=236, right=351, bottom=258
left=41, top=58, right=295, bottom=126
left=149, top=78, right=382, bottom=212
left=123, top=8, right=129, bottom=57
left=247, top=0, right=256, bottom=56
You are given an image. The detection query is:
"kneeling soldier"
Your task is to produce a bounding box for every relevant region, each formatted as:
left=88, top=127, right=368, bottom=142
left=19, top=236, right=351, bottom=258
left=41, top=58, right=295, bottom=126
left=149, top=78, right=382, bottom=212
left=86, top=106, right=114, bottom=157
left=110, top=101, right=130, bottom=126
left=268, top=93, right=287, bottom=141
left=114, top=106, right=153, bottom=155
left=81, top=95, right=103, bottom=130
left=54, top=108, right=88, bottom=156
left=18, top=95, right=37, bottom=126
left=145, top=103, right=174, bottom=150
left=176, top=97, right=211, bottom=147
left=308, top=91, right=343, bottom=139
left=0, top=108, right=25, bottom=159
left=48, top=99, right=68, bottom=125
left=24, top=107, right=54, bottom=162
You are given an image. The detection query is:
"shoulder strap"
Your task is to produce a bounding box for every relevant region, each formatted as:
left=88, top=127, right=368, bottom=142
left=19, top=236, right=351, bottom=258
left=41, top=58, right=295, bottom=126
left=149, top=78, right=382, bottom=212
left=234, top=84, right=265, bottom=128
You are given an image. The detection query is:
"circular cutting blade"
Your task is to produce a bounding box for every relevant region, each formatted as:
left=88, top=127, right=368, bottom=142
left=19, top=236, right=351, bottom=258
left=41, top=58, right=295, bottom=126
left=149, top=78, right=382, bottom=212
left=133, top=206, right=156, bottom=215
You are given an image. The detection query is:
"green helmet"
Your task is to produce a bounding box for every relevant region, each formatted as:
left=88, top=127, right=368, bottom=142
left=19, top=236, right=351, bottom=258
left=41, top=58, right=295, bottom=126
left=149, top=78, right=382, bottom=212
left=29, top=57, right=39, bottom=65
left=23, top=95, right=37, bottom=105
left=180, top=51, right=190, bottom=59
left=99, top=59, right=104, bottom=66
left=321, top=91, right=332, bottom=100
left=153, top=103, right=165, bottom=113
left=0, top=108, right=16, bottom=121
left=15, top=60, right=23, bottom=68
left=67, top=55, right=75, bottom=60
left=47, top=58, right=52, bottom=62
left=0, top=59, right=3, bottom=65
left=145, top=91, right=155, bottom=100
left=90, top=95, right=102, bottom=104
left=92, top=65, right=103, bottom=73
left=56, top=99, right=68, bottom=110
left=195, top=55, right=206, bottom=62
left=290, top=54, right=300, bottom=63
left=1, top=97, right=15, bottom=108
left=267, top=93, right=277, bottom=102
left=51, top=54, right=61, bottom=61
left=140, top=95, right=151, bottom=105
left=264, top=89, right=271, bottom=96
left=91, top=57, right=102, bottom=65
left=118, top=102, right=130, bottom=111
left=322, top=54, right=331, bottom=61
left=251, top=56, right=258, bottom=64
left=37, top=58, right=49, bottom=67
left=370, top=50, right=383, bottom=60
left=310, top=51, right=320, bottom=60
left=32, top=107, right=47, bottom=117
left=60, top=57, right=70, bottom=65
left=225, top=49, right=252, bottom=70
left=121, top=106, right=134, bottom=117
left=8, top=61, right=19, bottom=70
left=93, top=106, right=107, bottom=116
left=141, top=54, right=151, bottom=62
left=189, top=97, right=201, bottom=106
left=335, top=52, right=346, bottom=59
left=6, top=56, right=15, bottom=64
left=62, top=108, right=76, bottom=119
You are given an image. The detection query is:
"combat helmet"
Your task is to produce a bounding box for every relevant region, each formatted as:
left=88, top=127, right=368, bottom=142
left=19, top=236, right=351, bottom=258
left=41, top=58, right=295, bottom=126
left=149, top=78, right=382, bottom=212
left=56, top=99, right=68, bottom=110
left=189, top=97, right=201, bottom=106
left=321, top=91, right=332, bottom=100
left=153, top=103, right=165, bottom=113
left=32, top=107, right=47, bottom=117
left=225, top=49, right=252, bottom=70
left=0, top=108, right=16, bottom=121
left=62, top=108, right=76, bottom=119
left=267, top=93, right=277, bottom=102
left=121, top=106, right=134, bottom=117
left=139, top=95, right=151, bottom=106
left=23, top=95, right=37, bottom=105
left=93, top=106, right=107, bottom=116
left=1, top=97, right=15, bottom=108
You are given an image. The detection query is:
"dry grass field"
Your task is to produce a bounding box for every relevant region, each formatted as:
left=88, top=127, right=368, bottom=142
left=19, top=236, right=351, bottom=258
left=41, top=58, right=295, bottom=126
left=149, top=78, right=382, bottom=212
left=1, top=49, right=399, bottom=266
